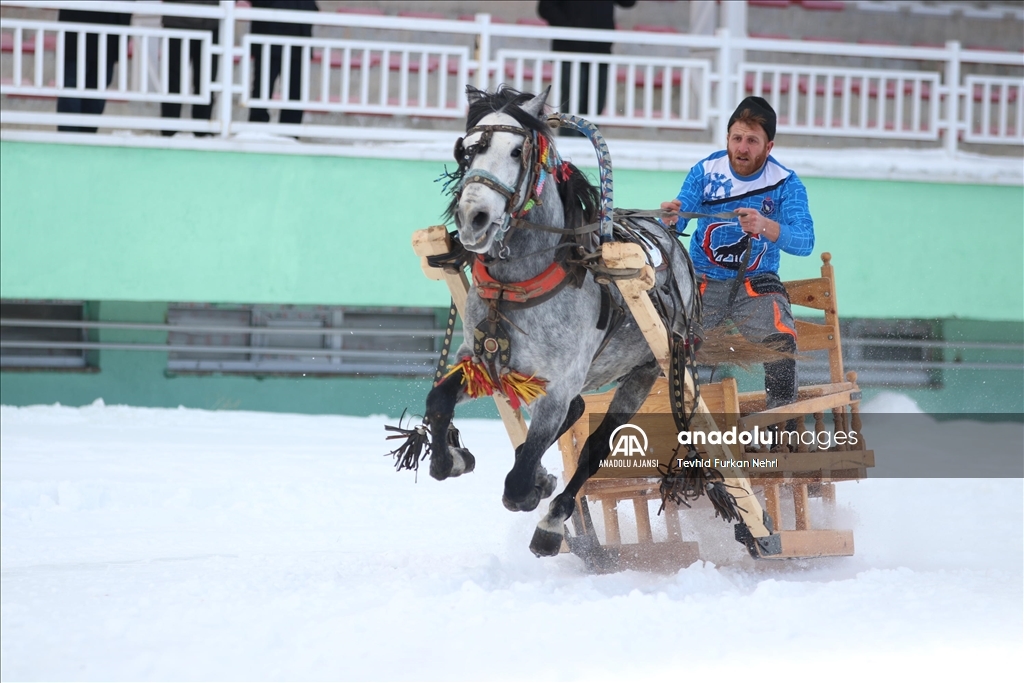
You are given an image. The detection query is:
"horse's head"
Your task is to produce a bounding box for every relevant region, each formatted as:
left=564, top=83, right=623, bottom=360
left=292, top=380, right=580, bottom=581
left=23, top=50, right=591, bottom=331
left=451, top=87, right=551, bottom=254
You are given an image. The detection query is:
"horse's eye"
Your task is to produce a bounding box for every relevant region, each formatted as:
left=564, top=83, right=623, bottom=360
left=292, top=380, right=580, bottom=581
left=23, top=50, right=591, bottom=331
left=511, top=147, right=522, bottom=158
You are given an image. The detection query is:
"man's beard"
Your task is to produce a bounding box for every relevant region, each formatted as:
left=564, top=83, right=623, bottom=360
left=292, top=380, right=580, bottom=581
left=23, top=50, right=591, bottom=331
left=729, top=148, right=767, bottom=175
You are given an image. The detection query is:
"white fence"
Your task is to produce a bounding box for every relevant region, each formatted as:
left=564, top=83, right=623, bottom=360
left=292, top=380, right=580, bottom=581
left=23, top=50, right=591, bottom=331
left=1, top=0, right=1021, bottom=153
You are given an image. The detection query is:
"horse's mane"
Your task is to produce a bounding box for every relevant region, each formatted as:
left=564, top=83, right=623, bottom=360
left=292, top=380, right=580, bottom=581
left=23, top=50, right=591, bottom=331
left=442, top=85, right=599, bottom=231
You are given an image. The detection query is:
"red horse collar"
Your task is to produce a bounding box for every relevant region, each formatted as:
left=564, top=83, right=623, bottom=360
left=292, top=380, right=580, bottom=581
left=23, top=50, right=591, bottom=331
left=472, top=257, right=572, bottom=305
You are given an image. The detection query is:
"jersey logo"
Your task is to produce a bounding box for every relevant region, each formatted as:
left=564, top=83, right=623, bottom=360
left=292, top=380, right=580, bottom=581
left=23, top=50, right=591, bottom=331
left=761, top=196, right=775, bottom=215
left=704, top=173, right=733, bottom=200
left=702, top=223, right=766, bottom=272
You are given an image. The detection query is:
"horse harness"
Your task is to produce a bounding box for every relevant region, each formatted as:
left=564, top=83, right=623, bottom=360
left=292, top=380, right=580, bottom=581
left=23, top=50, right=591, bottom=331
left=442, top=123, right=707, bottom=411
left=454, top=123, right=537, bottom=239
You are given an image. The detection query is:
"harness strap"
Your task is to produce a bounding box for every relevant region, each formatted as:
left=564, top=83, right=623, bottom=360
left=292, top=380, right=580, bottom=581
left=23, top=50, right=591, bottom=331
left=461, top=169, right=518, bottom=200
left=510, top=216, right=602, bottom=236
left=472, top=257, right=576, bottom=305
left=433, top=298, right=459, bottom=386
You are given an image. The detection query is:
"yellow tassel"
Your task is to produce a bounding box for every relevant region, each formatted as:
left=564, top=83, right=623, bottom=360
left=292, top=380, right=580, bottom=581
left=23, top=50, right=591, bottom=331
left=500, top=370, right=547, bottom=410
left=443, top=358, right=546, bottom=409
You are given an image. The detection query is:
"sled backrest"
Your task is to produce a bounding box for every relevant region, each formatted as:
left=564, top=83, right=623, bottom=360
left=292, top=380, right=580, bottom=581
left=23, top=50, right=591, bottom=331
left=784, top=252, right=844, bottom=384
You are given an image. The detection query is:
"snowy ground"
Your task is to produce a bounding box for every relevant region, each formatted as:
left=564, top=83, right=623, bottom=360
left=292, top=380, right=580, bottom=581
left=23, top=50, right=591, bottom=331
left=1, top=396, right=1021, bottom=681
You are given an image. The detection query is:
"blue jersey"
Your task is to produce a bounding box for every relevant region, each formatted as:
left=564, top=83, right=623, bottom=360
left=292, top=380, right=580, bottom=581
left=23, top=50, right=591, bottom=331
left=675, top=151, right=814, bottom=281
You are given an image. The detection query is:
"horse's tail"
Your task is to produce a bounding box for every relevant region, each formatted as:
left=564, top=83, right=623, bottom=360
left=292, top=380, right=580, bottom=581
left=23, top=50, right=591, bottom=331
left=696, top=324, right=798, bottom=367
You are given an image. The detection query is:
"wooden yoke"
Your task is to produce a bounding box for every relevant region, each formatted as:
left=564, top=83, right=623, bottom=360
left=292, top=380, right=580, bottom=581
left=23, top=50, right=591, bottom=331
left=411, top=226, right=529, bottom=448
left=602, top=242, right=774, bottom=544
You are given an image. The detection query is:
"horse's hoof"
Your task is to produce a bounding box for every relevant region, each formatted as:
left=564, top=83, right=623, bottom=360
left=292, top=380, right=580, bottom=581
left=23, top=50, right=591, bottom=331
left=530, top=525, right=564, bottom=557
left=429, top=454, right=452, bottom=481
left=447, top=447, right=476, bottom=477
left=538, top=473, right=556, bottom=500
left=502, top=487, right=541, bottom=512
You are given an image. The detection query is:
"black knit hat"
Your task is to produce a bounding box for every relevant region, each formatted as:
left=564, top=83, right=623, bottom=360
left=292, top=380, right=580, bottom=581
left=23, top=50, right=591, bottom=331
left=728, top=96, right=777, bottom=141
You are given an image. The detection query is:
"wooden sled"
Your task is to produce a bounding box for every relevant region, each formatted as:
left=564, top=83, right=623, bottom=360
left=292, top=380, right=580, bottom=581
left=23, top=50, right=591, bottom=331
left=558, top=251, right=875, bottom=571
left=413, top=225, right=873, bottom=572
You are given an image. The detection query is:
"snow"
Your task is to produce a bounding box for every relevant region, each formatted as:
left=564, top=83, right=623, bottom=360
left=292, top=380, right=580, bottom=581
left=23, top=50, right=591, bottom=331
left=2, top=398, right=1021, bottom=680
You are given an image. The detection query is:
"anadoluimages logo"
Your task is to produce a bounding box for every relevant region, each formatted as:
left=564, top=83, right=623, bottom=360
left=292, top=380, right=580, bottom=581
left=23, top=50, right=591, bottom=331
left=608, top=424, right=649, bottom=458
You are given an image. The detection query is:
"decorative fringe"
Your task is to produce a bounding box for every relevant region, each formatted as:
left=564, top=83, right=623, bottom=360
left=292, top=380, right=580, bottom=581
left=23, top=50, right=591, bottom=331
left=657, top=447, right=746, bottom=523
left=384, top=409, right=430, bottom=479
left=499, top=370, right=547, bottom=409
left=702, top=470, right=747, bottom=523
left=444, top=357, right=547, bottom=410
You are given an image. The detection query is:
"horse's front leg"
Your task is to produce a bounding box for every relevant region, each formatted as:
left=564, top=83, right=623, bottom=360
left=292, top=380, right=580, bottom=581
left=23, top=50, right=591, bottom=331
left=424, top=368, right=475, bottom=480
left=502, top=390, right=584, bottom=513
left=530, top=359, right=661, bottom=557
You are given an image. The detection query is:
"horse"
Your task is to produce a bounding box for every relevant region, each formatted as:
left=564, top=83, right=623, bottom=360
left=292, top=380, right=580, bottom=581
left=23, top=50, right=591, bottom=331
left=413, top=85, right=704, bottom=558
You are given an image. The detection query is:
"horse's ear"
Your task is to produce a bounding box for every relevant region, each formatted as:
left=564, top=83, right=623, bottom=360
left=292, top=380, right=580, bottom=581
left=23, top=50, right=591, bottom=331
left=521, top=86, right=551, bottom=119
left=466, top=86, right=487, bottom=105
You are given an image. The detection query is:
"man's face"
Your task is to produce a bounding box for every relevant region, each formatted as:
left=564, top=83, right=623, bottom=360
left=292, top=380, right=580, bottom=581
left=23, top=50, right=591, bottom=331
left=727, top=121, right=774, bottom=177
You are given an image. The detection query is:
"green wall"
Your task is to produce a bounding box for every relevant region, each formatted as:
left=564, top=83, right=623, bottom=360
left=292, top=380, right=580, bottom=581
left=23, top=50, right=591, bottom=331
left=2, top=141, right=1022, bottom=320
left=1, top=140, right=1021, bottom=417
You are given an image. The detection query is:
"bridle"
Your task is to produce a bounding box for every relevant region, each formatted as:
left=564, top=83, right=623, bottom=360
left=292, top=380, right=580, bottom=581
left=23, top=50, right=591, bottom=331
left=453, top=123, right=539, bottom=243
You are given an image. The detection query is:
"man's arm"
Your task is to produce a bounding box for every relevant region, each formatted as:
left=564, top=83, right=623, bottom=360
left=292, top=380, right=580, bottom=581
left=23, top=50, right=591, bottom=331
left=735, top=175, right=814, bottom=255
left=773, top=174, right=814, bottom=256
left=660, top=165, right=703, bottom=230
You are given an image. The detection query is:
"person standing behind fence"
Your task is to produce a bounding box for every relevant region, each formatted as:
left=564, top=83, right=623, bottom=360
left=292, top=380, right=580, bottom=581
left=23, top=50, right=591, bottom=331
left=536, top=0, right=635, bottom=134
left=56, top=3, right=133, bottom=133
left=161, top=0, right=220, bottom=137
left=248, top=0, right=319, bottom=127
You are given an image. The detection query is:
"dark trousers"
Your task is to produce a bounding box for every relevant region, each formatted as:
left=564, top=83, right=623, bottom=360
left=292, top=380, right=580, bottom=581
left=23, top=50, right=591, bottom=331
left=161, top=31, right=220, bottom=137
left=558, top=60, right=609, bottom=136
left=57, top=32, right=121, bottom=133
left=248, top=44, right=304, bottom=125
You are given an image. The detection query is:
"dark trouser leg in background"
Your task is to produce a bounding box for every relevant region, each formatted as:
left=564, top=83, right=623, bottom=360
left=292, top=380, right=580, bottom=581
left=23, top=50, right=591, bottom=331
left=248, top=44, right=282, bottom=123
left=191, top=32, right=219, bottom=130
left=558, top=60, right=605, bottom=136
left=278, top=45, right=304, bottom=125
left=161, top=33, right=220, bottom=136
left=161, top=38, right=185, bottom=135
left=58, top=32, right=116, bottom=133
left=249, top=44, right=303, bottom=126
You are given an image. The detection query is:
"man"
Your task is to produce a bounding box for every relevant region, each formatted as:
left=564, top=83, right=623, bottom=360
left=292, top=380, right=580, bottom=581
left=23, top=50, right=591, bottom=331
left=56, top=3, right=133, bottom=133
left=248, top=0, right=319, bottom=126
left=161, top=0, right=220, bottom=137
left=537, top=1, right=636, bottom=135
left=661, top=96, right=814, bottom=410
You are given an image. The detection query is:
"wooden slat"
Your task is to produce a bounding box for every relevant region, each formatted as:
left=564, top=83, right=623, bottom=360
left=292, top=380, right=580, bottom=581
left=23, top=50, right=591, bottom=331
left=738, top=390, right=861, bottom=431
left=764, top=483, right=783, bottom=533
left=784, top=277, right=832, bottom=310
left=663, top=501, right=682, bottom=541
left=750, top=470, right=864, bottom=486
left=615, top=541, right=701, bottom=573
left=411, top=226, right=528, bottom=448
left=603, top=500, right=621, bottom=545
left=747, top=449, right=874, bottom=473
left=633, top=498, right=653, bottom=543
left=737, top=381, right=855, bottom=414
left=795, top=319, right=838, bottom=352
left=793, top=483, right=810, bottom=530
left=773, top=529, right=854, bottom=558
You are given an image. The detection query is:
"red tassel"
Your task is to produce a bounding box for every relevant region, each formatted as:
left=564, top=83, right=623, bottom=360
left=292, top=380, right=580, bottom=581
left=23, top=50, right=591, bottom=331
left=443, top=358, right=546, bottom=409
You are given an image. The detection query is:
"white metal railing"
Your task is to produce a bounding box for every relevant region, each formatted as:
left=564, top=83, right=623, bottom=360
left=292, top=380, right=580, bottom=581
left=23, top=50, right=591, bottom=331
left=241, top=35, right=468, bottom=118
left=498, top=49, right=711, bottom=129
left=963, top=75, right=1024, bottom=144
left=741, top=63, right=941, bottom=140
left=3, top=19, right=213, bottom=103
left=0, top=0, right=1021, bottom=151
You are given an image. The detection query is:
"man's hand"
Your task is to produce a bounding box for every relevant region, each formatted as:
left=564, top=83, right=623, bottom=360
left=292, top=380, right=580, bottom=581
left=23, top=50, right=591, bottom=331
left=660, top=199, right=682, bottom=226
left=735, top=207, right=780, bottom=242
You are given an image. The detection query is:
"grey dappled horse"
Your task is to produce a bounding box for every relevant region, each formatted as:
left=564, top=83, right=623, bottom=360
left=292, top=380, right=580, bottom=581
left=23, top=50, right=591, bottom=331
left=425, top=86, right=699, bottom=557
